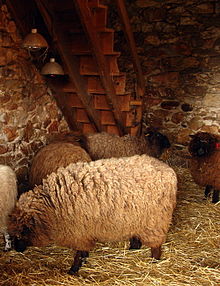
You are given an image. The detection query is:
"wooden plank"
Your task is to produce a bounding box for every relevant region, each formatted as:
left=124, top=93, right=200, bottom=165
left=73, top=0, right=126, bottom=135
left=106, top=125, right=120, bottom=135
left=100, top=110, right=115, bottom=125
left=114, top=0, right=145, bottom=100
left=79, top=55, right=120, bottom=75
left=82, top=123, right=96, bottom=133
left=76, top=109, right=90, bottom=123
left=87, top=74, right=126, bottom=94
left=35, top=0, right=102, bottom=132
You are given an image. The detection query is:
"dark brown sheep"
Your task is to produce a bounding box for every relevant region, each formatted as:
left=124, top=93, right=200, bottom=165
left=188, top=131, right=220, bottom=203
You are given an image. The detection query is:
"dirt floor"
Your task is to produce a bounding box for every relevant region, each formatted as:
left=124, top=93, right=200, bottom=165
left=0, top=166, right=219, bottom=286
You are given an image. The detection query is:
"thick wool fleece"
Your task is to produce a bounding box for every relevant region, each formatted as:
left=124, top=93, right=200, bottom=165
left=9, top=155, right=177, bottom=252
left=29, top=142, right=91, bottom=187
left=81, top=131, right=169, bottom=160
left=0, top=165, right=17, bottom=235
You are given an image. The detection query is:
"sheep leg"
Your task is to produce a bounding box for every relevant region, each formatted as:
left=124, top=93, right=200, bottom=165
left=129, top=236, right=142, bottom=250
left=3, top=233, right=12, bottom=252
left=68, top=250, right=89, bottom=275
left=151, top=246, right=161, bottom=260
left=212, top=189, right=219, bottom=203
left=204, top=185, right=213, bottom=198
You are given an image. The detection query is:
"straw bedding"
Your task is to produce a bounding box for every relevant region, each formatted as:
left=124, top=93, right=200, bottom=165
left=0, top=166, right=219, bottom=286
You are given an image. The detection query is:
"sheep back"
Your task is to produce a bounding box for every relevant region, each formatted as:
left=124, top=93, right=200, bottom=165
left=188, top=132, right=220, bottom=189
left=81, top=129, right=170, bottom=160
left=29, top=142, right=91, bottom=187
left=0, top=165, right=17, bottom=234
left=9, top=155, right=177, bottom=252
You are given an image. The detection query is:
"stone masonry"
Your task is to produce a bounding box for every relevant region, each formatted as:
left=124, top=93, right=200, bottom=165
left=0, top=5, right=69, bottom=186
left=106, top=0, right=220, bottom=153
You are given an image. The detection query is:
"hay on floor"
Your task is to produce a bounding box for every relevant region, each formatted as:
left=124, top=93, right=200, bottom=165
left=0, top=167, right=219, bottom=286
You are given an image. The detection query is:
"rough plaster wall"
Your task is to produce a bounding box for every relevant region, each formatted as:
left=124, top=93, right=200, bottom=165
left=105, top=0, right=220, bottom=150
left=0, top=5, right=69, bottom=184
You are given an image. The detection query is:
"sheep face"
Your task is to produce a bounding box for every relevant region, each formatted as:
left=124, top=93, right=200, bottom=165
left=144, top=130, right=171, bottom=152
left=189, top=132, right=217, bottom=157
left=8, top=209, right=35, bottom=252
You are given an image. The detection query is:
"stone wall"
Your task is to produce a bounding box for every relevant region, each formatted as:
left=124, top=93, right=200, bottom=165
left=0, top=5, right=69, bottom=185
left=106, top=0, right=220, bottom=149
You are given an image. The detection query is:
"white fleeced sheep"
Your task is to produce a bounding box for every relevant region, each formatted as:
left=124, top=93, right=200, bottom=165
left=8, top=154, right=177, bottom=274
left=80, top=128, right=171, bottom=160
left=188, top=131, right=220, bottom=203
left=0, top=165, right=18, bottom=251
left=29, top=142, right=91, bottom=188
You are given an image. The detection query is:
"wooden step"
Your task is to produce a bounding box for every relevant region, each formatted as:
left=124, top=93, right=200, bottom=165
left=70, top=31, right=115, bottom=54
left=100, top=110, right=115, bottom=125
left=90, top=5, right=108, bottom=29
left=65, top=93, right=84, bottom=108
left=80, top=55, right=120, bottom=75
left=105, top=125, right=120, bottom=135
left=76, top=109, right=90, bottom=123
left=87, top=74, right=126, bottom=94
left=60, top=74, right=126, bottom=94
left=94, top=93, right=131, bottom=111
left=82, top=123, right=96, bottom=133
left=87, top=0, right=101, bottom=8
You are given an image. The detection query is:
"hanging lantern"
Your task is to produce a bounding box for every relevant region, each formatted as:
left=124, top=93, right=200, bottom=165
left=22, top=28, right=48, bottom=51
left=41, top=58, right=64, bottom=76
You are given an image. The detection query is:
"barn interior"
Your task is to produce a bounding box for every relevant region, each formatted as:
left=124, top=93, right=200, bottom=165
left=0, top=0, right=220, bottom=285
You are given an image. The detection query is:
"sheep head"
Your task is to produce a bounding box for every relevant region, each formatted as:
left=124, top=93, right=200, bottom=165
left=144, top=128, right=171, bottom=155
left=8, top=208, right=36, bottom=252
left=188, top=132, right=218, bottom=157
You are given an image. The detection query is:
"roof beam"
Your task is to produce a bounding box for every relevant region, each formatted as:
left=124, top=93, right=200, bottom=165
left=73, top=0, right=126, bottom=135
left=34, top=0, right=102, bottom=132
left=114, top=0, right=145, bottom=99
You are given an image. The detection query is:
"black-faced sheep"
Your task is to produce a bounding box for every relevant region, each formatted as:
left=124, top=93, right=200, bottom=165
left=29, top=142, right=91, bottom=188
left=8, top=154, right=177, bottom=274
left=188, top=131, right=220, bottom=203
left=0, top=165, right=18, bottom=251
left=80, top=128, right=171, bottom=160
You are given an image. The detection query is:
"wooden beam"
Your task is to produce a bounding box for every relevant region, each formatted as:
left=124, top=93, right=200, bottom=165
left=34, top=0, right=102, bottom=132
left=5, top=0, right=32, bottom=36
left=73, top=0, right=126, bottom=135
left=114, top=0, right=145, bottom=99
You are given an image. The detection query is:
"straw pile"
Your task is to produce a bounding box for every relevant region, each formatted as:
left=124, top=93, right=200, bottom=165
left=0, top=166, right=219, bottom=286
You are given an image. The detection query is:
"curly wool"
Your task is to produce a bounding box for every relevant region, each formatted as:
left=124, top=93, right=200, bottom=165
left=188, top=132, right=220, bottom=190
left=0, top=165, right=17, bottom=250
left=81, top=130, right=170, bottom=160
left=29, top=142, right=91, bottom=187
left=9, top=155, right=177, bottom=252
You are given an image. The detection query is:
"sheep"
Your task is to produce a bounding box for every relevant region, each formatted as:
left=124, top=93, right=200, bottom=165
left=80, top=128, right=171, bottom=161
left=188, top=131, right=220, bottom=203
left=0, top=165, right=18, bottom=251
left=29, top=142, right=91, bottom=188
left=8, top=154, right=177, bottom=274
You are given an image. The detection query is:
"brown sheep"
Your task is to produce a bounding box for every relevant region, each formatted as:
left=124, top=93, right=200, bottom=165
left=80, top=128, right=171, bottom=161
left=8, top=154, right=177, bottom=274
left=0, top=165, right=18, bottom=251
left=188, top=131, right=220, bottom=203
left=29, top=142, right=91, bottom=188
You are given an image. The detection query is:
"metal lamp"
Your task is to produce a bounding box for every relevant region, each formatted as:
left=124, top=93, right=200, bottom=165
left=23, top=28, right=48, bottom=51
left=41, top=58, right=64, bottom=76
